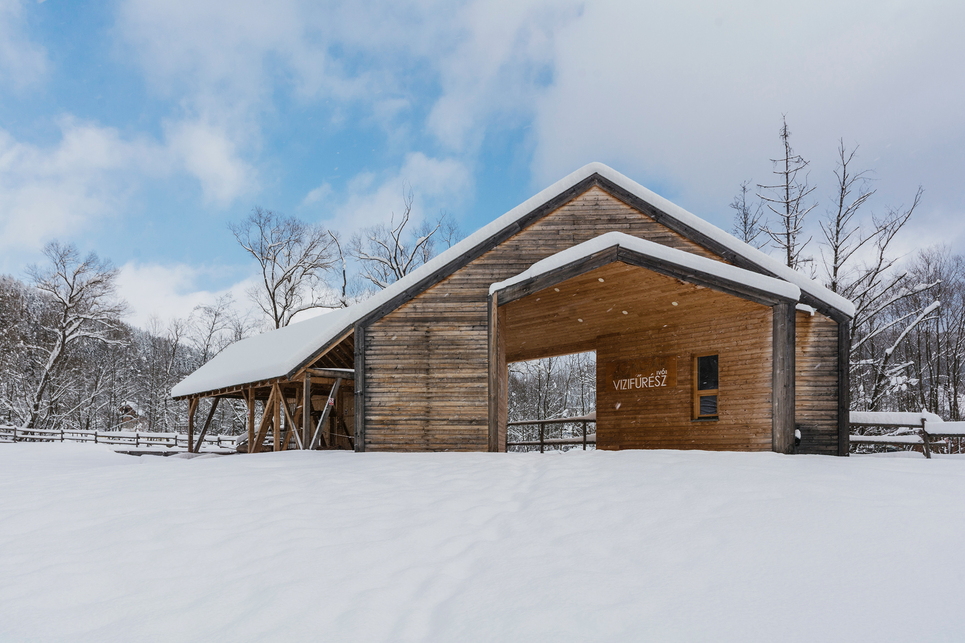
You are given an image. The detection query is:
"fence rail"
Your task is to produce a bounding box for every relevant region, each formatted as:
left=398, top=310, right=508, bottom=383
left=849, top=412, right=965, bottom=458
left=506, top=414, right=596, bottom=453
left=0, top=425, right=239, bottom=452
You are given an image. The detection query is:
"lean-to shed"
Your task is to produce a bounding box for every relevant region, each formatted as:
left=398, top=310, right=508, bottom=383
left=172, top=163, right=854, bottom=455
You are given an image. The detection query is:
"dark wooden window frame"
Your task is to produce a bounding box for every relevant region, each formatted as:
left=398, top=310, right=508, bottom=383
left=693, top=353, right=719, bottom=420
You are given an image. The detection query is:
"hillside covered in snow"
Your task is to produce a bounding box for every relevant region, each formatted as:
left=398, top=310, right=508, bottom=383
left=1, top=445, right=963, bottom=642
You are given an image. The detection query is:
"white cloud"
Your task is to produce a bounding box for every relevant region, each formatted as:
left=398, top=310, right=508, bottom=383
left=0, top=118, right=166, bottom=255
left=116, top=261, right=256, bottom=330
left=527, top=0, right=965, bottom=247
left=328, top=153, right=472, bottom=231
left=111, top=0, right=965, bottom=252
left=0, top=0, right=47, bottom=90
left=0, top=114, right=257, bottom=272
left=165, top=119, right=256, bottom=205
left=301, top=182, right=332, bottom=208
left=425, top=0, right=578, bottom=151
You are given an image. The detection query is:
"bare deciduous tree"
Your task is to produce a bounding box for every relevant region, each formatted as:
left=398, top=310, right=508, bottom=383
left=230, top=207, right=336, bottom=328
left=819, top=140, right=877, bottom=294
left=759, top=116, right=816, bottom=270
left=730, top=179, right=765, bottom=248
left=21, top=242, right=127, bottom=429
left=349, top=188, right=460, bottom=290
left=188, top=293, right=251, bottom=364
left=812, top=142, right=935, bottom=412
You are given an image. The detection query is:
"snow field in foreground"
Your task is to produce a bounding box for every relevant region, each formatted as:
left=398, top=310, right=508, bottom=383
left=1, top=444, right=963, bottom=643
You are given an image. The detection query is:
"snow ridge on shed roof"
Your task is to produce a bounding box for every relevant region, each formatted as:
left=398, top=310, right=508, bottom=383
left=172, top=162, right=854, bottom=399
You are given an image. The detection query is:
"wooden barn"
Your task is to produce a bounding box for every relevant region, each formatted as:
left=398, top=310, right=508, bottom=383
left=171, top=163, right=855, bottom=456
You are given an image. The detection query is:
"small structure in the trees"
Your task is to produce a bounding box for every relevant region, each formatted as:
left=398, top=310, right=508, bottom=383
left=172, top=163, right=855, bottom=455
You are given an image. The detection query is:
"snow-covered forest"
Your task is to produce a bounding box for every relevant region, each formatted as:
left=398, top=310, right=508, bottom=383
left=0, top=206, right=459, bottom=435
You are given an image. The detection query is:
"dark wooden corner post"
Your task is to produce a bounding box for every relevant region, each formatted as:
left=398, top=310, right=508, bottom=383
left=303, top=375, right=312, bottom=449
left=487, top=294, right=498, bottom=452
left=772, top=302, right=796, bottom=454
left=187, top=398, right=199, bottom=453
left=247, top=388, right=255, bottom=454
left=487, top=293, right=508, bottom=453
left=837, top=318, right=851, bottom=456
left=354, top=322, right=366, bottom=452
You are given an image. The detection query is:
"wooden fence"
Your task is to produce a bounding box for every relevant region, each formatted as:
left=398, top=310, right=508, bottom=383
left=0, top=425, right=239, bottom=452
left=849, top=412, right=965, bottom=458
left=506, top=413, right=596, bottom=453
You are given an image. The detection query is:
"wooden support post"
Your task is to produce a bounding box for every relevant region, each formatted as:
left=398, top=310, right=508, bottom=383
left=187, top=398, right=199, bottom=453
left=303, top=375, right=312, bottom=449
left=354, top=322, right=365, bottom=452
left=247, top=388, right=255, bottom=454
left=539, top=423, right=545, bottom=454
left=272, top=383, right=282, bottom=452
left=488, top=293, right=499, bottom=452
left=772, top=302, right=796, bottom=454
left=582, top=421, right=587, bottom=450
left=194, top=397, right=220, bottom=453
left=837, top=318, right=851, bottom=457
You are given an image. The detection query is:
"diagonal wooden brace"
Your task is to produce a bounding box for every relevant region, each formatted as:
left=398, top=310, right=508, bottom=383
left=309, top=378, right=342, bottom=450
left=193, top=397, right=220, bottom=453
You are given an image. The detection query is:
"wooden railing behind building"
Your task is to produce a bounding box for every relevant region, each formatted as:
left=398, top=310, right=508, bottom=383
left=0, top=425, right=238, bottom=451
left=506, top=413, right=596, bottom=453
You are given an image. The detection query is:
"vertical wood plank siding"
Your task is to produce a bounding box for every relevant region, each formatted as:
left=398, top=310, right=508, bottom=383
left=362, top=187, right=719, bottom=451
left=795, top=311, right=841, bottom=455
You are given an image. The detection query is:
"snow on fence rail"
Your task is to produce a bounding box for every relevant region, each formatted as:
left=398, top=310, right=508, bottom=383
left=0, top=424, right=238, bottom=452
left=849, top=412, right=964, bottom=458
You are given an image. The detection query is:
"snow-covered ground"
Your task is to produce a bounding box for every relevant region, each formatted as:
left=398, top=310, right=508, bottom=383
left=1, top=445, right=963, bottom=642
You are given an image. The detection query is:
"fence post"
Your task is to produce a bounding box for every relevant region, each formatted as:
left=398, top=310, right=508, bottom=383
left=94, top=430, right=97, bottom=444
left=539, top=422, right=544, bottom=454
left=582, top=421, right=587, bottom=450
left=920, top=419, right=932, bottom=459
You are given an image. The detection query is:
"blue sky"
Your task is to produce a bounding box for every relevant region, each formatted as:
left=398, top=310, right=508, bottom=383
left=1, top=0, right=963, bottom=328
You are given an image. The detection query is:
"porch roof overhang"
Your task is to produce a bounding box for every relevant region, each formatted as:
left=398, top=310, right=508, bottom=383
left=489, top=232, right=802, bottom=308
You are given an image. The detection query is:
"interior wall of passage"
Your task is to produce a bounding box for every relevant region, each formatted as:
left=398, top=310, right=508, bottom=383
left=499, top=261, right=774, bottom=451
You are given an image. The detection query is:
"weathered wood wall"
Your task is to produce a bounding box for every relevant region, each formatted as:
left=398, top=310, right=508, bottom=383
left=361, top=186, right=721, bottom=451
left=794, top=310, right=840, bottom=455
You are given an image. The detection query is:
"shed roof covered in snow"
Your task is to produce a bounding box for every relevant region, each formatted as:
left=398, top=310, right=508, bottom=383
left=172, top=162, right=854, bottom=399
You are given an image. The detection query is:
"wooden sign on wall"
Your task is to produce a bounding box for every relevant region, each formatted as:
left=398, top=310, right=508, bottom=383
left=605, top=356, right=677, bottom=392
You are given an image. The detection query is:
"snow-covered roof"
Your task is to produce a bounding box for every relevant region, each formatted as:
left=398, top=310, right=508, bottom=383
left=171, top=306, right=357, bottom=398
left=489, top=231, right=802, bottom=303
left=172, top=162, right=854, bottom=399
